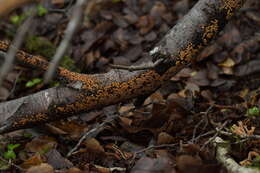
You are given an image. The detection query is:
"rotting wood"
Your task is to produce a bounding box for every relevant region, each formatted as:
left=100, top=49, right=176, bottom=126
left=0, top=0, right=246, bottom=133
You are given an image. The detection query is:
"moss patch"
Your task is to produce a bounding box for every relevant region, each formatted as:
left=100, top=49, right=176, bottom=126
left=25, top=35, right=56, bottom=59
left=24, top=35, right=79, bottom=72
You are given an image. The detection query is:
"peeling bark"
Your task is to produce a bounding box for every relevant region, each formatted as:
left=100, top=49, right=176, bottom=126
left=0, top=0, right=246, bottom=133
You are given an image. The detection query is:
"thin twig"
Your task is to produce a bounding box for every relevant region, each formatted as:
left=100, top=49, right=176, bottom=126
left=44, top=0, right=86, bottom=83
left=191, top=105, right=213, bottom=143
left=135, top=143, right=178, bottom=154
left=200, top=120, right=229, bottom=151
left=7, top=70, right=22, bottom=99
left=66, top=115, right=117, bottom=157
left=192, top=130, right=215, bottom=142
left=191, top=119, right=204, bottom=143
left=0, top=8, right=35, bottom=87
left=219, top=130, right=260, bottom=140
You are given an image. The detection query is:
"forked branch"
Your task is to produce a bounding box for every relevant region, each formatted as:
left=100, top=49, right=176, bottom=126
left=0, top=0, right=246, bottom=133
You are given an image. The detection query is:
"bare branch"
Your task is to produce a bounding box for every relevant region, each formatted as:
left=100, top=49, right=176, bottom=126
left=44, top=0, right=86, bottom=83
left=0, top=8, right=35, bottom=87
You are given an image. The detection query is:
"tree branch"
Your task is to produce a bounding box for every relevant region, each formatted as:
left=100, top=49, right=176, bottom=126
left=44, top=0, right=86, bottom=83
left=0, top=0, right=246, bottom=133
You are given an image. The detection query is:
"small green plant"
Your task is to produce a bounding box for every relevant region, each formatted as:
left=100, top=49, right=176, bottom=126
left=37, top=5, right=48, bottom=16
left=10, top=15, right=26, bottom=25
left=3, top=144, right=20, bottom=160
left=25, top=35, right=56, bottom=58
left=247, top=106, right=260, bottom=117
left=25, top=78, right=42, bottom=87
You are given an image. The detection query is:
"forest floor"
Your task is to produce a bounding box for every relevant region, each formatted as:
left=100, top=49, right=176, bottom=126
left=0, top=0, right=259, bottom=172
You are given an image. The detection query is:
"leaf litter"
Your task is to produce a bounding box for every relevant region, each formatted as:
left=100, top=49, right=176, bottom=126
left=0, top=0, right=259, bottom=172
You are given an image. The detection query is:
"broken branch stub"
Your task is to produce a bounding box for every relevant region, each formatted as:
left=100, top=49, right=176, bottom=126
left=0, top=0, right=246, bottom=133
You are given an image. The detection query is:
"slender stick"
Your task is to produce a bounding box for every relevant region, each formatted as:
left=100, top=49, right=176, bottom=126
left=44, top=0, right=86, bottom=83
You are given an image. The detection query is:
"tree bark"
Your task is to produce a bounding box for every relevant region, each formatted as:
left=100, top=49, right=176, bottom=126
left=0, top=0, right=246, bottom=133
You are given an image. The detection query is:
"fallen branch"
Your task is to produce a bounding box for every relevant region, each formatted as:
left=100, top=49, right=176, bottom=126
left=214, top=137, right=259, bottom=173
left=0, top=0, right=246, bottom=133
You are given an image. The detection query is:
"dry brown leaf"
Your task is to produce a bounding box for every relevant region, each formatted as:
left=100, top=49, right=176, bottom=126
left=231, top=121, right=255, bottom=137
left=240, top=151, right=260, bottom=166
left=51, top=120, right=88, bottom=140
left=20, top=154, right=44, bottom=169
left=65, top=167, right=84, bottom=173
left=136, top=16, right=155, bottom=35
left=26, top=163, right=54, bottom=173
left=119, top=117, right=133, bottom=126
left=118, top=105, right=135, bottom=115
left=83, top=138, right=104, bottom=153
left=46, top=149, right=73, bottom=169
left=157, top=132, right=175, bottom=144
left=25, top=136, right=57, bottom=154
left=176, top=155, right=202, bottom=173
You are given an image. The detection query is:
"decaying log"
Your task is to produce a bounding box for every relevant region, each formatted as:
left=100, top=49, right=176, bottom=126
left=0, top=0, right=246, bottom=133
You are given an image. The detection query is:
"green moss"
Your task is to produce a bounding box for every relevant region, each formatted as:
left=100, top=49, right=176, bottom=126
left=60, top=55, right=79, bottom=72
left=9, top=13, right=27, bottom=25
left=25, top=78, right=42, bottom=87
left=25, top=35, right=56, bottom=59
left=37, top=5, right=48, bottom=17
left=247, top=106, right=260, bottom=117
left=24, top=35, right=80, bottom=72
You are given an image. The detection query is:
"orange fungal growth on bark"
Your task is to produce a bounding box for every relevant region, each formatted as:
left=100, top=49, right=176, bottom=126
left=221, top=0, right=244, bottom=18
left=12, top=113, right=48, bottom=128
left=202, top=19, right=219, bottom=44
left=179, top=43, right=200, bottom=64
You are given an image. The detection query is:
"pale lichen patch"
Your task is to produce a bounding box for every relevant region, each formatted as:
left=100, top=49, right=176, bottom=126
left=149, top=47, right=160, bottom=56
left=45, top=92, right=51, bottom=105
